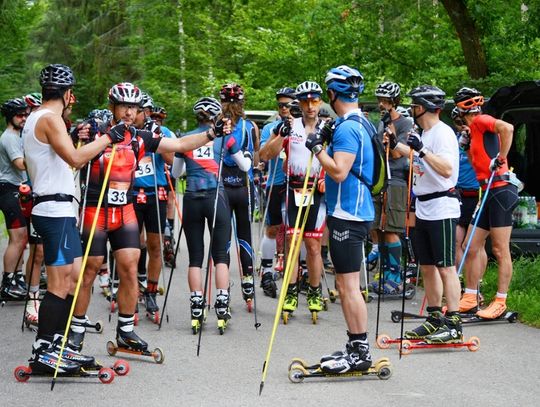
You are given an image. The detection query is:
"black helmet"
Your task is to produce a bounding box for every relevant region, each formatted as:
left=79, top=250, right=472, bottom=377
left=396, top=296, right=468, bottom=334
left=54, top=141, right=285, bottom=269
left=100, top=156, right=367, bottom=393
left=454, top=87, right=483, bottom=113
left=407, top=85, right=446, bottom=112
left=375, top=82, right=401, bottom=99
left=140, top=92, right=154, bottom=109
left=220, top=83, right=244, bottom=103
left=39, top=64, right=75, bottom=89
left=454, top=87, right=482, bottom=104
left=275, top=87, right=295, bottom=100
left=88, top=109, right=113, bottom=123
left=1, top=98, right=28, bottom=121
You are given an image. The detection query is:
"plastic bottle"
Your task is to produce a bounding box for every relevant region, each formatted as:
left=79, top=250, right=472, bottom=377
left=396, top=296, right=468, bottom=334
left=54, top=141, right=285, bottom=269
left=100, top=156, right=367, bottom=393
left=18, top=184, right=33, bottom=218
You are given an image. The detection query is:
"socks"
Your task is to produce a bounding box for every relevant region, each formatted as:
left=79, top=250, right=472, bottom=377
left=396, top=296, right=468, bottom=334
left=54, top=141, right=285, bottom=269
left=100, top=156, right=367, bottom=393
left=496, top=292, right=507, bottom=300
left=38, top=291, right=66, bottom=340
left=464, top=288, right=478, bottom=295
left=118, top=314, right=135, bottom=333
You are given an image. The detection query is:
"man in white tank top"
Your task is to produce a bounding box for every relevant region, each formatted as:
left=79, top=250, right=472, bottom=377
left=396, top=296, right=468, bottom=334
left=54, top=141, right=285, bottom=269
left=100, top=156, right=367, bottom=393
left=21, top=64, right=124, bottom=374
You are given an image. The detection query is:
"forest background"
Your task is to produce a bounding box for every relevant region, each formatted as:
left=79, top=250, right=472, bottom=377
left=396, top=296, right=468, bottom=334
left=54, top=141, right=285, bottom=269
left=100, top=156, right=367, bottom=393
left=1, top=0, right=539, bottom=130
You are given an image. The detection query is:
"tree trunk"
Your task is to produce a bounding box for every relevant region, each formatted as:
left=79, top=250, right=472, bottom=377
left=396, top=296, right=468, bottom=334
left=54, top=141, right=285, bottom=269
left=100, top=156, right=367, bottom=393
left=441, top=0, right=488, bottom=79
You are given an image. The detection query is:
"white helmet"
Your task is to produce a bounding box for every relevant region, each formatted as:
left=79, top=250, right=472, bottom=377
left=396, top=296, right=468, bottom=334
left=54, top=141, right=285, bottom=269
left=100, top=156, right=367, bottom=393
left=193, top=97, right=222, bottom=120
left=108, top=82, right=142, bottom=105
left=295, top=81, right=322, bottom=99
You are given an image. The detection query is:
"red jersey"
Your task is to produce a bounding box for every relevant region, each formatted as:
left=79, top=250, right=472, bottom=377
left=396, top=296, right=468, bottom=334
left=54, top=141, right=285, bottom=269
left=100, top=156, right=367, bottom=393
left=469, top=114, right=509, bottom=189
left=85, top=127, right=161, bottom=206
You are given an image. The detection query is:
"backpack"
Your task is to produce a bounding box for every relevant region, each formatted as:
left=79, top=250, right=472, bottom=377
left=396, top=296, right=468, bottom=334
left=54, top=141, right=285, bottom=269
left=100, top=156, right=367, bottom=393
left=344, top=115, right=389, bottom=196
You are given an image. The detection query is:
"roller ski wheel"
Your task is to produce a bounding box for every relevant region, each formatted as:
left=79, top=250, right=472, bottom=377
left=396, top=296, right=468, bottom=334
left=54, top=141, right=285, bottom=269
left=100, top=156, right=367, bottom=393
left=399, top=336, right=480, bottom=355
left=158, top=287, right=165, bottom=296
left=217, top=318, right=228, bottom=335
left=282, top=311, right=292, bottom=325
left=82, top=318, right=103, bottom=333
left=329, top=289, right=338, bottom=303
left=106, top=340, right=165, bottom=364
left=146, top=311, right=160, bottom=324
left=112, top=359, right=130, bottom=376
left=14, top=365, right=116, bottom=384
left=311, top=311, right=318, bottom=324
left=376, top=334, right=392, bottom=349
left=287, top=357, right=392, bottom=383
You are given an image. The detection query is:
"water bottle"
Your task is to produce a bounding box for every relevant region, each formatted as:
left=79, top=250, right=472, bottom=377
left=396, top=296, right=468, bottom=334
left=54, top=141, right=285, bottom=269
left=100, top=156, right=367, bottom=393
left=18, top=184, right=33, bottom=218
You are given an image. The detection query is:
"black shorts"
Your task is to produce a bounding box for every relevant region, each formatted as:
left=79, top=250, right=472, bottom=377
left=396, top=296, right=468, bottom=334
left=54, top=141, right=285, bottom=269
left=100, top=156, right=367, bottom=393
left=265, top=184, right=286, bottom=226
left=134, top=194, right=167, bottom=234
left=474, top=184, right=518, bottom=230
left=327, top=216, right=372, bottom=274
left=0, top=183, right=26, bottom=230
left=27, top=219, right=43, bottom=245
left=458, top=192, right=479, bottom=227
left=414, top=218, right=457, bottom=267
left=287, top=187, right=326, bottom=238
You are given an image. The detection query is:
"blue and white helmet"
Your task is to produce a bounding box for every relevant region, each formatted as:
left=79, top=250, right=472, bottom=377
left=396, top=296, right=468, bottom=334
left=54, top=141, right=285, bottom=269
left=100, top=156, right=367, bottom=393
left=295, top=81, right=323, bottom=100
left=140, top=92, right=154, bottom=109
left=325, top=65, right=364, bottom=96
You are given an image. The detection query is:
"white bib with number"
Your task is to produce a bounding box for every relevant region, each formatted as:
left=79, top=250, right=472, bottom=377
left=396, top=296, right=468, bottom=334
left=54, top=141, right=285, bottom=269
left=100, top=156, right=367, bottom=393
left=135, top=156, right=155, bottom=178
left=194, top=145, right=214, bottom=160
left=108, top=188, right=128, bottom=205
left=294, top=188, right=314, bottom=207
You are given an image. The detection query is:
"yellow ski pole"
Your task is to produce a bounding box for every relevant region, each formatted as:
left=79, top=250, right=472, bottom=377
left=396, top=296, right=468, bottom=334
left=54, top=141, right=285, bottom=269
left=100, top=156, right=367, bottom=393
left=51, top=144, right=117, bottom=390
left=259, top=153, right=315, bottom=395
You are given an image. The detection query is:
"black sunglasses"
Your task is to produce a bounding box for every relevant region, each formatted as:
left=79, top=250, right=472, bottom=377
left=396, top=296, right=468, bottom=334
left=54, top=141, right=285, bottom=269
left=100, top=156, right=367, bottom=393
left=277, top=102, right=290, bottom=109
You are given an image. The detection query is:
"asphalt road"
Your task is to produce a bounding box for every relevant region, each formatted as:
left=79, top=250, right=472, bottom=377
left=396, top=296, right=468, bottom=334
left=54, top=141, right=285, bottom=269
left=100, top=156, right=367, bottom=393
left=1, top=222, right=539, bottom=407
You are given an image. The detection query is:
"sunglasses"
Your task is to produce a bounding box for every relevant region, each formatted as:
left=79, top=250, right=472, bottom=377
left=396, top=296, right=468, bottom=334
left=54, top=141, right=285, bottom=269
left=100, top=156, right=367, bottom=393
left=299, top=98, right=322, bottom=105
left=15, top=113, right=29, bottom=118
left=456, top=95, right=484, bottom=110
left=277, top=102, right=290, bottom=109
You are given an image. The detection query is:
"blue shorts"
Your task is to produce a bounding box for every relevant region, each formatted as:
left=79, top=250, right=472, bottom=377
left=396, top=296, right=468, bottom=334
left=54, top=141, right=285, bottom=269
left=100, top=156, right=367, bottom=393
left=32, top=215, right=82, bottom=266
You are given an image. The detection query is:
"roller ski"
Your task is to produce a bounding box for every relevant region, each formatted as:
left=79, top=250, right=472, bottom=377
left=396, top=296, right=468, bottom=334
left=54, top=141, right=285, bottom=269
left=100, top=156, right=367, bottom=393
left=390, top=308, right=518, bottom=324
left=1, top=272, right=27, bottom=304
left=215, top=292, right=231, bottom=335
left=143, top=290, right=160, bottom=324
left=23, top=292, right=40, bottom=331
left=241, top=275, right=255, bottom=312
left=107, top=320, right=164, bottom=364
left=260, top=272, right=277, bottom=298
left=307, top=285, right=327, bottom=324
left=289, top=339, right=391, bottom=382
left=190, top=294, right=206, bottom=335
left=282, top=285, right=298, bottom=325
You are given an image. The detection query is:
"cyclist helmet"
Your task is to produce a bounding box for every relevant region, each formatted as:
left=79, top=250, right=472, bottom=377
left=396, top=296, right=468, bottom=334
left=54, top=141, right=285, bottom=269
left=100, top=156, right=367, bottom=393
left=396, top=106, right=411, bottom=118
left=24, top=92, right=42, bottom=108
left=275, top=87, right=295, bottom=100
left=88, top=109, right=113, bottom=123
left=193, top=97, right=222, bottom=120
left=219, top=83, right=244, bottom=103
left=39, top=64, right=75, bottom=89
left=450, top=107, right=460, bottom=121
left=288, top=99, right=302, bottom=118
left=454, top=87, right=483, bottom=113
left=375, top=82, right=401, bottom=99
left=325, top=65, right=364, bottom=97
left=140, top=92, right=154, bottom=110
left=151, top=106, right=168, bottom=119
left=407, top=85, right=446, bottom=112
left=295, top=81, right=322, bottom=100
left=108, top=82, right=142, bottom=105
left=1, top=98, right=28, bottom=121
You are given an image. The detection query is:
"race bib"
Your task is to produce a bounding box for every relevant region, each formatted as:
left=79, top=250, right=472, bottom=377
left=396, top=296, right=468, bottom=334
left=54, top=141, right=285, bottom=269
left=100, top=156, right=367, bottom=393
left=108, top=188, right=128, bottom=205
left=194, top=145, right=214, bottom=160
left=135, top=156, right=155, bottom=178
left=294, top=188, right=314, bottom=207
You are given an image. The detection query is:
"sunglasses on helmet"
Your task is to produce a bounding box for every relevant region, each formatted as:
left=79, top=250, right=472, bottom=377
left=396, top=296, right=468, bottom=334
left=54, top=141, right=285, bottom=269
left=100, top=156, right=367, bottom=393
left=456, top=95, right=484, bottom=110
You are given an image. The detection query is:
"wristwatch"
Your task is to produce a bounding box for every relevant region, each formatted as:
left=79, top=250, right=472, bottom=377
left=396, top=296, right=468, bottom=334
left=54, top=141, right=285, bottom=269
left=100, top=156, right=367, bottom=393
left=206, top=128, right=216, bottom=141
left=419, top=147, right=429, bottom=158
left=311, top=144, right=324, bottom=155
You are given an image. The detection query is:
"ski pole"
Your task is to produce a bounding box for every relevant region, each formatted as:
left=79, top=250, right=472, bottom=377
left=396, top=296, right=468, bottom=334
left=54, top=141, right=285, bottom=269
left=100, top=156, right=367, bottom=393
left=20, top=237, right=38, bottom=332
left=260, top=153, right=315, bottom=395
left=51, top=144, right=117, bottom=391
left=245, top=176, right=260, bottom=328
left=197, top=130, right=227, bottom=356
left=399, top=149, right=414, bottom=359
left=457, top=169, right=496, bottom=276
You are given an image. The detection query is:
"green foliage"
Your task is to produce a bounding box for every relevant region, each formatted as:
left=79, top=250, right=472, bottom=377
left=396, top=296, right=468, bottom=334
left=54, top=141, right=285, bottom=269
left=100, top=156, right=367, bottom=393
left=1, top=0, right=538, bottom=131
left=481, top=257, right=540, bottom=327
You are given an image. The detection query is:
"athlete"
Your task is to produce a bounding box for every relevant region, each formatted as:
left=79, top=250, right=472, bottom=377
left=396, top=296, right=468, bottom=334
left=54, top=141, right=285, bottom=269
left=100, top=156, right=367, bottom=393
left=172, top=97, right=251, bottom=329
left=68, top=82, right=231, bottom=352
left=258, top=86, right=296, bottom=297
left=305, top=65, right=375, bottom=372
left=262, top=80, right=326, bottom=318
left=454, top=87, right=518, bottom=319
left=219, top=83, right=259, bottom=308
left=0, top=98, right=29, bottom=300
left=391, top=85, right=462, bottom=344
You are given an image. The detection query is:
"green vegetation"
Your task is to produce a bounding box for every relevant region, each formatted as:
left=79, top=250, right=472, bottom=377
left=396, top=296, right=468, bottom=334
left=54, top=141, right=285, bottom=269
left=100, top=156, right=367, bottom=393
left=482, top=257, right=540, bottom=327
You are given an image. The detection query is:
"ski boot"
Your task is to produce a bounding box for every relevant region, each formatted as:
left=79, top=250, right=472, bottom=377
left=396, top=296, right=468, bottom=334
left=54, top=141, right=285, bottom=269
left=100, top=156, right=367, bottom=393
left=163, top=235, right=175, bottom=268
left=366, top=247, right=379, bottom=271
left=320, top=338, right=373, bottom=374
left=404, top=310, right=444, bottom=339
left=68, top=316, right=87, bottom=351
left=14, top=271, right=28, bottom=293
left=1, top=272, right=26, bottom=300
left=107, top=319, right=164, bottom=363
left=241, top=275, right=255, bottom=312
left=282, top=285, right=298, bottom=324
left=215, top=293, right=231, bottom=335
left=307, top=285, right=326, bottom=324
left=137, top=273, right=147, bottom=296
left=260, top=272, right=277, bottom=298
left=49, top=334, right=99, bottom=369
left=24, top=291, right=40, bottom=330
left=28, top=337, right=83, bottom=374
left=190, top=294, right=206, bottom=335
left=98, top=269, right=111, bottom=297
left=425, top=314, right=463, bottom=344
left=298, top=269, right=309, bottom=294
left=143, top=290, right=160, bottom=324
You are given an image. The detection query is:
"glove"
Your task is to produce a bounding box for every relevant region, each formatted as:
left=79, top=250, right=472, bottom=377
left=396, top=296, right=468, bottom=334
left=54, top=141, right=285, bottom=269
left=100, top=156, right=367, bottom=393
left=489, top=155, right=506, bottom=171
left=319, top=119, right=335, bottom=144
left=386, top=129, right=398, bottom=150
left=381, top=111, right=392, bottom=127
left=107, top=123, right=126, bottom=144
left=305, top=132, right=324, bottom=155
left=406, top=130, right=423, bottom=152
left=458, top=131, right=471, bottom=151
left=274, top=119, right=290, bottom=137
left=213, top=117, right=228, bottom=138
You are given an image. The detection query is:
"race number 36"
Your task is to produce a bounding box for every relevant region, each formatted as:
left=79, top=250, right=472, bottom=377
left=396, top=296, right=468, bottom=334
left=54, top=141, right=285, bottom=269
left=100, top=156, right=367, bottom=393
left=135, top=157, right=155, bottom=178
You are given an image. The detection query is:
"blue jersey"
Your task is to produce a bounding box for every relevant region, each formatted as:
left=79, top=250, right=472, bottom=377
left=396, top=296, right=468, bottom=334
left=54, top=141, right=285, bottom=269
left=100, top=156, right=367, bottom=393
left=178, top=125, right=240, bottom=192
left=260, top=120, right=285, bottom=186
left=325, top=111, right=375, bottom=222
left=223, top=117, right=255, bottom=186
left=132, top=125, right=172, bottom=193
left=457, top=137, right=479, bottom=190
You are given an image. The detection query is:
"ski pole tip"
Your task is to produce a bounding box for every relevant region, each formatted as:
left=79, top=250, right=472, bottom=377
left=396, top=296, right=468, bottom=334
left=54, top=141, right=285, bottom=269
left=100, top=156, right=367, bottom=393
left=255, top=322, right=261, bottom=329
left=259, top=381, right=265, bottom=396
left=50, top=378, right=56, bottom=391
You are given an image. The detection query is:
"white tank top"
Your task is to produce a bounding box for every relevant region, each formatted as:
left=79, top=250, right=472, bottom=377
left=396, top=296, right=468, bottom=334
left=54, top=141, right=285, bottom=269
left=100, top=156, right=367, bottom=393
left=22, top=108, right=76, bottom=217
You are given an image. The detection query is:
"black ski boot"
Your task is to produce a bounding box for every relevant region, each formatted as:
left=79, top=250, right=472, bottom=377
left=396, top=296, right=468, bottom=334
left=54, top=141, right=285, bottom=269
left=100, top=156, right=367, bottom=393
left=261, top=272, right=277, bottom=298
left=117, top=319, right=148, bottom=351
left=49, top=334, right=98, bottom=368
left=1, top=272, right=26, bottom=299
left=68, top=315, right=88, bottom=351
left=30, top=337, right=81, bottom=374
left=404, top=310, right=444, bottom=339
left=425, top=313, right=463, bottom=344
left=320, top=338, right=372, bottom=373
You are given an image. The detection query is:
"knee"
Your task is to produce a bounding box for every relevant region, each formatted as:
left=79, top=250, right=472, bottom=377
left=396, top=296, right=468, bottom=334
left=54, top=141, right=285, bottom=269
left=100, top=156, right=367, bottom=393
left=490, top=244, right=509, bottom=261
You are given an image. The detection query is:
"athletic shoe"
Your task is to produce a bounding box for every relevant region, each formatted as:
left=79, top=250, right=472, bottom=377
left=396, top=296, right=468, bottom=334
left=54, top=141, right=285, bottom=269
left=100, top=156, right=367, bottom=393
left=476, top=298, right=507, bottom=319
left=459, top=293, right=479, bottom=313
left=425, top=314, right=463, bottom=344
left=404, top=311, right=444, bottom=339
left=320, top=339, right=372, bottom=373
